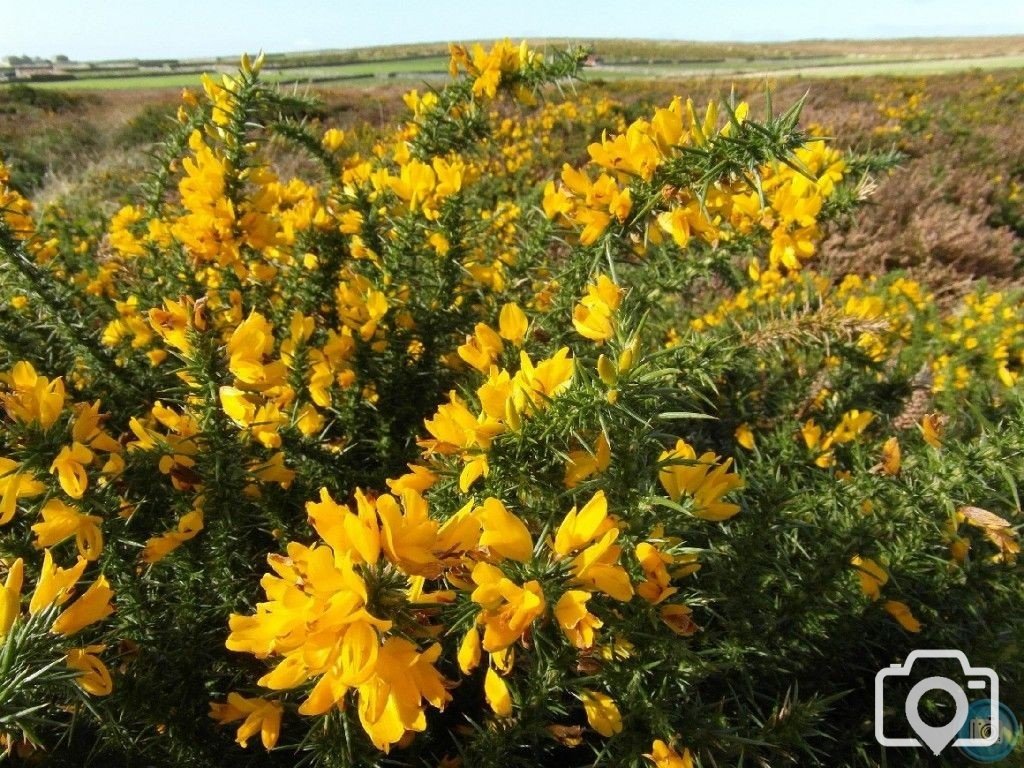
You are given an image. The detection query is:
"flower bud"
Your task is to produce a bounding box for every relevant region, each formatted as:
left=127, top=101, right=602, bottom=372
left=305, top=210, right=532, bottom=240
left=597, top=355, right=617, bottom=387
left=617, top=341, right=637, bottom=374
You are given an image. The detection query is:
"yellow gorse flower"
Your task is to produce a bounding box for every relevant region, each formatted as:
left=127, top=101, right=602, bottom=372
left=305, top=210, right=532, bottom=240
left=581, top=689, right=623, bottom=737
left=2, top=551, right=116, bottom=650
left=554, top=491, right=633, bottom=601
left=31, top=499, right=103, bottom=561
left=484, top=665, right=513, bottom=717
left=554, top=589, right=603, bottom=649
left=635, top=542, right=679, bottom=604
left=850, top=555, right=888, bottom=600
left=564, top=433, right=611, bottom=488
left=50, top=573, right=115, bottom=636
left=883, top=600, right=922, bottom=633
left=209, top=693, right=282, bottom=751
left=457, top=323, right=504, bottom=373
left=476, top=497, right=533, bottom=563
left=921, top=413, right=945, bottom=448
left=0, top=361, right=66, bottom=428
left=573, top=275, right=623, bottom=343
left=879, top=436, right=901, bottom=475
left=142, top=507, right=205, bottom=564
left=658, top=439, right=743, bottom=520
left=646, top=740, right=695, bottom=768
left=470, top=562, right=546, bottom=653
left=49, top=442, right=94, bottom=500
left=0, top=558, right=24, bottom=638
left=67, top=645, right=113, bottom=697
left=0, top=458, right=45, bottom=526
left=956, top=506, right=1020, bottom=563
left=498, top=302, right=528, bottom=346
left=353, top=638, right=450, bottom=750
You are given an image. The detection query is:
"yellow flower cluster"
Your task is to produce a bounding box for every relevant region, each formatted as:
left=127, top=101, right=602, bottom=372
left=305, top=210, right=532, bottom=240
left=0, top=362, right=118, bottom=698
left=0, top=159, right=34, bottom=238
left=801, top=409, right=875, bottom=468
left=542, top=98, right=844, bottom=271
left=931, top=290, right=1024, bottom=392
left=448, top=39, right=543, bottom=100
left=1, top=363, right=121, bottom=553
left=1, top=551, right=115, bottom=694
left=223, top=489, right=451, bottom=750
left=219, top=212, right=745, bottom=749
left=0, top=158, right=58, bottom=262
left=761, top=137, right=845, bottom=270
left=421, top=343, right=574, bottom=492
left=573, top=274, right=623, bottom=343
left=489, top=95, right=615, bottom=176
left=227, top=453, right=731, bottom=752
left=872, top=83, right=928, bottom=135
left=689, top=262, right=1021, bottom=409
left=658, top=439, right=744, bottom=520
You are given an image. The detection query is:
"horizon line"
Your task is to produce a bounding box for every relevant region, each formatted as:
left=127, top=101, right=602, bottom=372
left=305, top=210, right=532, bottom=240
left=6, top=32, right=1024, bottom=66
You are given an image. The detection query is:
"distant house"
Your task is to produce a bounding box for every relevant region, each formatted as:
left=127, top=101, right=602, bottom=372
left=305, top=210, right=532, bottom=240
left=13, top=64, right=56, bottom=79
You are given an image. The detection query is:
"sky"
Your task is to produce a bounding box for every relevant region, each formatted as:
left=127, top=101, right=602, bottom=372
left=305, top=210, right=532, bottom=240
left=2, top=0, right=1024, bottom=61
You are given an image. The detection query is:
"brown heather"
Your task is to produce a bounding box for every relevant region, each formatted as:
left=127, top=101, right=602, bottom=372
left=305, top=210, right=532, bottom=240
left=820, top=159, right=1020, bottom=288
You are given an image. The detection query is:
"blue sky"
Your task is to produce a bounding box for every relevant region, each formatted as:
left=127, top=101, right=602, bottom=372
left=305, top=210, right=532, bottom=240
left=3, top=0, right=1024, bottom=61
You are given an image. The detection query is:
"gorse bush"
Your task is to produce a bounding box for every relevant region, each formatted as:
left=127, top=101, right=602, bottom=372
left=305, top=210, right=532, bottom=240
left=0, top=42, right=1022, bottom=768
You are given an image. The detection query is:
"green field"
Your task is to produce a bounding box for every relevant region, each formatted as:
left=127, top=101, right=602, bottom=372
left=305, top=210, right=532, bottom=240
left=27, top=56, right=451, bottom=90
left=9, top=36, right=1024, bottom=91
left=757, top=53, right=1024, bottom=78
left=585, top=53, right=1024, bottom=81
